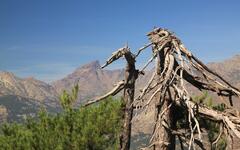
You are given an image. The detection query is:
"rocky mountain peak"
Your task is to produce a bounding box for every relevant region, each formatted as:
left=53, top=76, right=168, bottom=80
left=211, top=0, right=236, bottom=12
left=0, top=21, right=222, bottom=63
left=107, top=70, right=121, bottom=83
left=74, top=60, right=101, bottom=74
left=0, top=71, right=17, bottom=80
left=0, top=71, right=57, bottom=103
left=81, top=60, right=101, bottom=69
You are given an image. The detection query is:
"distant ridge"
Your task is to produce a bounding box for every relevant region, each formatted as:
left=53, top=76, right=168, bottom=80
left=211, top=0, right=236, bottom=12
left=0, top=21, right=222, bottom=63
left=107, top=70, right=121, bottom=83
left=208, top=54, right=240, bottom=88
left=0, top=71, right=57, bottom=105
left=0, top=55, right=240, bottom=126
left=1, top=55, right=240, bottom=104
left=52, top=60, right=124, bottom=102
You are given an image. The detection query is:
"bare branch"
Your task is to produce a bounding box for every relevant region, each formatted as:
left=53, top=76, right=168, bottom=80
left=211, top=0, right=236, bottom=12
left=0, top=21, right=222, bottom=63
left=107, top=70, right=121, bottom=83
left=83, top=80, right=125, bottom=106
left=101, top=46, right=130, bottom=69
left=191, top=54, right=240, bottom=96
left=135, top=43, right=153, bottom=58
left=212, top=124, right=223, bottom=146
left=187, top=98, right=240, bottom=139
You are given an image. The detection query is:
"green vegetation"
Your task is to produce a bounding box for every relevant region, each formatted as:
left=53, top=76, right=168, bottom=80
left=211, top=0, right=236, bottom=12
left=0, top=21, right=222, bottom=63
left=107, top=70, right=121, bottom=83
left=0, top=95, right=56, bottom=123
left=0, top=86, right=122, bottom=150
left=175, top=91, right=227, bottom=149
left=193, top=91, right=227, bottom=150
left=0, top=87, right=229, bottom=150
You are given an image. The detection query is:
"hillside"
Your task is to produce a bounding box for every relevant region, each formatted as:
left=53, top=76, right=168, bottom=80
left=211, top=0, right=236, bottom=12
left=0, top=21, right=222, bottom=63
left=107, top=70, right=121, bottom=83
left=0, top=95, right=57, bottom=122
left=0, top=55, right=240, bottom=125
left=52, top=55, right=240, bottom=103
left=0, top=71, right=58, bottom=106
left=208, top=55, right=240, bottom=88
left=52, top=61, right=124, bottom=102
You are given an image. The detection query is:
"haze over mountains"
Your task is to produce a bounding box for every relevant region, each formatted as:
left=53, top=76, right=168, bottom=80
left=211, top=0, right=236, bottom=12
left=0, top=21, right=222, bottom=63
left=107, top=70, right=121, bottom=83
left=0, top=55, right=240, bottom=122
left=52, top=60, right=124, bottom=101
left=0, top=61, right=124, bottom=105
left=208, top=55, right=240, bottom=88
left=0, top=71, right=58, bottom=105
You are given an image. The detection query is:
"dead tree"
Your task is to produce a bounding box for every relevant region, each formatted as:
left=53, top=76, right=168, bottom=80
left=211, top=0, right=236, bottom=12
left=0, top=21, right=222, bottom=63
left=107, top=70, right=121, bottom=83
left=84, top=46, right=141, bottom=150
left=118, top=48, right=139, bottom=150
left=84, top=27, right=240, bottom=150
left=134, top=28, right=240, bottom=150
left=154, top=47, right=177, bottom=150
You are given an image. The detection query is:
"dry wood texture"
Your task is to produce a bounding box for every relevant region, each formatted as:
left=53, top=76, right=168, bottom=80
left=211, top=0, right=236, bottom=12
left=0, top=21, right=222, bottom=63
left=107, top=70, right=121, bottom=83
left=84, top=27, right=240, bottom=150
left=90, top=46, right=139, bottom=150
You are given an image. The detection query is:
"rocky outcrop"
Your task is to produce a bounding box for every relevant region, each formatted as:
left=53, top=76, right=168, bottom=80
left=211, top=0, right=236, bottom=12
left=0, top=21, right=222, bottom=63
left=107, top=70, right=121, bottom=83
left=0, top=71, right=58, bottom=105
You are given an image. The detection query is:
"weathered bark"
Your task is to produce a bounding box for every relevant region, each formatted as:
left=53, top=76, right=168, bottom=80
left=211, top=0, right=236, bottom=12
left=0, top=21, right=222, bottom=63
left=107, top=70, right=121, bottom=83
left=84, top=46, right=138, bottom=150
left=119, top=52, right=138, bottom=150
left=154, top=50, right=176, bottom=150
left=84, top=27, right=240, bottom=149
left=154, top=95, right=176, bottom=150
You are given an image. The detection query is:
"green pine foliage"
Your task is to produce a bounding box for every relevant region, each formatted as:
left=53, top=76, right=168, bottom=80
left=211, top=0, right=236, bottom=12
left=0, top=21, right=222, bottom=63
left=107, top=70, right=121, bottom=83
left=0, top=85, right=122, bottom=150
left=175, top=91, right=227, bottom=149
left=0, top=85, right=229, bottom=150
left=192, top=91, right=227, bottom=150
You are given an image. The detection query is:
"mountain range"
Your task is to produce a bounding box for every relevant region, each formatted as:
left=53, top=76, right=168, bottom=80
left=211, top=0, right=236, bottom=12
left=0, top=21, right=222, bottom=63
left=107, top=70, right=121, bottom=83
left=0, top=55, right=240, bottom=124
left=0, top=71, right=57, bottom=105
left=52, top=60, right=125, bottom=102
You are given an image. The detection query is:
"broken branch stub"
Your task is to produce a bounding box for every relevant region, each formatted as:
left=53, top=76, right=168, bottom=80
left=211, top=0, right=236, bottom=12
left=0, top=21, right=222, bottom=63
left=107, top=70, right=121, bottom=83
left=101, top=46, right=131, bottom=69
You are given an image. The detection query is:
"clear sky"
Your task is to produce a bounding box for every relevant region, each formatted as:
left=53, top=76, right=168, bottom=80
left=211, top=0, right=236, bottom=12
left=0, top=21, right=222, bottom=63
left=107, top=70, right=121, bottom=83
left=1, top=0, right=240, bottom=82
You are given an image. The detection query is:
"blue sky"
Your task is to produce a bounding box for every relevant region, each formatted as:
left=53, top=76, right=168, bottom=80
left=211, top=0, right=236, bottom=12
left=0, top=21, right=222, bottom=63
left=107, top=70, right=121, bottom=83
left=1, top=0, right=240, bottom=82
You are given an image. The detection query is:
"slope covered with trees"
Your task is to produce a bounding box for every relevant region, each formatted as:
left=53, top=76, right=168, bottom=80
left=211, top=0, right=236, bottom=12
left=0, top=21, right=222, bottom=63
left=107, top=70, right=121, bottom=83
left=0, top=86, right=122, bottom=150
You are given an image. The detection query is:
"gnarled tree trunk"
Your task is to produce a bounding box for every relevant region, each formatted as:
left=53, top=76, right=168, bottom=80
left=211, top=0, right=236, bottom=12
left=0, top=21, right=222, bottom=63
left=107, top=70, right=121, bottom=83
left=154, top=49, right=176, bottom=150
left=119, top=51, right=138, bottom=150
left=154, top=95, right=176, bottom=150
